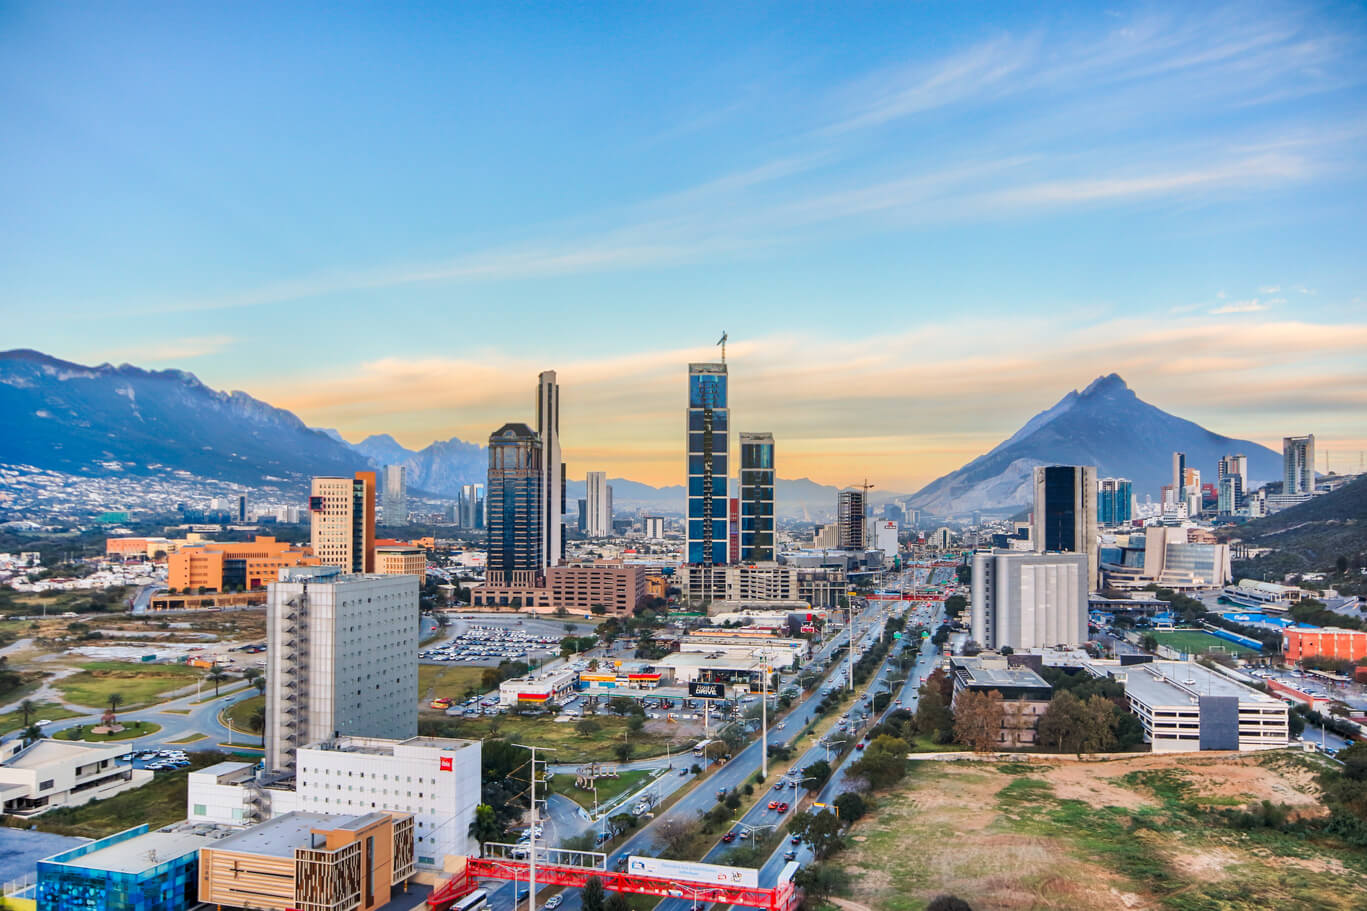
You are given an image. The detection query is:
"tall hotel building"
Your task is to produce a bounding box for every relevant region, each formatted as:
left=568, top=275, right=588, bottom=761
left=309, top=472, right=376, bottom=573
left=739, top=433, right=775, bottom=562
left=265, top=566, right=418, bottom=773
left=1031, top=465, right=1099, bottom=590
left=687, top=363, right=729, bottom=565
left=486, top=423, right=544, bottom=587
left=1283, top=434, right=1315, bottom=496
left=537, top=371, right=565, bottom=568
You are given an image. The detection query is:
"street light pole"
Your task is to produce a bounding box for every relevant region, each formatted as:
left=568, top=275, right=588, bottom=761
left=514, top=743, right=555, bottom=911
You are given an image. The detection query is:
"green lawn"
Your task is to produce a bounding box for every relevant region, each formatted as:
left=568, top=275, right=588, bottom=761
left=417, top=664, right=487, bottom=703
left=0, top=702, right=81, bottom=734
left=418, top=714, right=675, bottom=763
left=55, top=720, right=161, bottom=742
left=168, top=732, right=207, bottom=744
left=56, top=661, right=207, bottom=708
left=16, top=751, right=232, bottom=839
left=547, top=768, right=653, bottom=809
left=1150, top=629, right=1259, bottom=656
left=222, top=694, right=264, bottom=738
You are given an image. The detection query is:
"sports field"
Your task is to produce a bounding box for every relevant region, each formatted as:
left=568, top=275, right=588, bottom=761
left=1150, top=629, right=1259, bottom=656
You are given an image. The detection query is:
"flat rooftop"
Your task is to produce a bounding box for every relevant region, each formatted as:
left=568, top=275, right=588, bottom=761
left=61, top=831, right=212, bottom=874
left=953, top=658, right=1051, bottom=690
left=4, top=740, right=123, bottom=771
left=655, top=653, right=764, bottom=669
left=206, top=812, right=384, bottom=859
left=1118, top=661, right=1283, bottom=707
left=304, top=736, right=479, bottom=757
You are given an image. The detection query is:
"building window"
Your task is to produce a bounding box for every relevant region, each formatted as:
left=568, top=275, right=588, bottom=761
left=194, top=804, right=207, bottom=816
left=38, top=780, right=53, bottom=791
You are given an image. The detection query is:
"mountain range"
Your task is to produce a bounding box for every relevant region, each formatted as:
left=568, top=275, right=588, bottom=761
left=0, top=350, right=1282, bottom=518
left=906, top=373, right=1281, bottom=515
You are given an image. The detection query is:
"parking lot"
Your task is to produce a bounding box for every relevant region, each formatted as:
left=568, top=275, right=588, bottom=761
left=420, top=623, right=563, bottom=666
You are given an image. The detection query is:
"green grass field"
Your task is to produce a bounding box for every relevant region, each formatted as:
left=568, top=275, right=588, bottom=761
left=417, top=664, right=487, bottom=703
left=0, top=702, right=81, bottom=734
left=418, top=714, right=675, bottom=763
left=547, top=768, right=654, bottom=809
left=55, top=720, right=161, bottom=742
left=1150, top=629, right=1259, bottom=656
left=56, top=661, right=206, bottom=708
left=222, top=694, right=264, bottom=738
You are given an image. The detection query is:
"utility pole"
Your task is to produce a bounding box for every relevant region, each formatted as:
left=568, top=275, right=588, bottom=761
left=847, top=590, right=856, bottom=692
left=514, top=743, right=555, bottom=911
left=759, top=654, right=769, bottom=779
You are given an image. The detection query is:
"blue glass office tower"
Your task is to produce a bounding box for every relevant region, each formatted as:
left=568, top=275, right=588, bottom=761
left=687, top=363, right=729, bottom=565
left=1097, top=477, right=1133, bottom=525
left=486, top=423, right=544, bottom=586
left=739, top=432, right=775, bottom=562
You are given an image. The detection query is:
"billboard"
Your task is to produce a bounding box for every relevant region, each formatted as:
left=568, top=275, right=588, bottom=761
left=627, top=856, right=758, bottom=889
left=688, top=681, right=726, bottom=700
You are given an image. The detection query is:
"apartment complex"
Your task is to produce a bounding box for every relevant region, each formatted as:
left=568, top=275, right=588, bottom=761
left=310, top=472, right=376, bottom=573
left=970, top=550, right=1089, bottom=650
left=584, top=470, right=613, bottom=537
left=739, top=432, right=775, bottom=562
left=265, top=567, right=418, bottom=773
left=1283, top=434, right=1316, bottom=496
left=167, top=535, right=320, bottom=592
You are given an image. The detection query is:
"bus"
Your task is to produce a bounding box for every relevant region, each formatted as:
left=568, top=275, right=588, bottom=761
left=453, top=889, right=489, bottom=911
left=692, top=739, right=714, bottom=756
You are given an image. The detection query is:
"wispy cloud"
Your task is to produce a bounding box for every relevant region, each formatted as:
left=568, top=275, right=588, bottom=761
left=1210, top=299, right=1270, bottom=314
left=108, top=335, right=235, bottom=362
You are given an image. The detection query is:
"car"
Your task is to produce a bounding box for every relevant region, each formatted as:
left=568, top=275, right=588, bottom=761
left=856, top=742, right=865, bottom=750
left=716, top=788, right=727, bottom=799
left=777, top=802, right=789, bottom=813
left=790, top=835, right=801, bottom=845
left=768, top=801, right=778, bottom=810
left=738, top=830, right=749, bottom=840
left=721, top=832, right=736, bottom=843
left=784, top=850, right=798, bottom=861
left=679, top=768, right=689, bottom=777
left=773, top=781, right=785, bottom=790
left=789, top=780, right=798, bottom=789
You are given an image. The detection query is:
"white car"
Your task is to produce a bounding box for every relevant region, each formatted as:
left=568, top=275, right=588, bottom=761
left=545, top=895, right=563, bottom=909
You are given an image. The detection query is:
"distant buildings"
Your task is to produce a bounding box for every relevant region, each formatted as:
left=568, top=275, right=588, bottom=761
left=584, top=471, right=613, bottom=537
left=687, top=362, right=729, bottom=566
left=1282, top=627, right=1367, bottom=664
left=265, top=566, right=418, bottom=774
left=870, top=520, right=899, bottom=558
left=457, top=483, right=484, bottom=529
left=643, top=515, right=665, bottom=540
left=1283, top=434, right=1316, bottom=495
left=970, top=550, right=1089, bottom=650
left=374, top=544, right=426, bottom=583
left=1101, top=527, right=1231, bottom=591
left=381, top=464, right=407, bottom=525
left=739, top=432, right=775, bottom=562
left=309, top=472, right=376, bottom=573
left=537, top=370, right=565, bottom=568
left=1096, top=477, right=1132, bottom=526
left=167, top=536, right=320, bottom=592
left=1031, top=464, right=1098, bottom=589
left=1171, top=451, right=1186, bottom=503
left=485, top=423, right=544, bottom=588
left=1217, top=454, right=1247, bottom=509
left=837, top=490, right=866, bottom=550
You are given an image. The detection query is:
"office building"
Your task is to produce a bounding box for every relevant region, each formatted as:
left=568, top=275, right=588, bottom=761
left=1282, top=628, right=1367, bottom=664
left=686, top=362, right=729, bottom=565
left=485, top=423, right=544, bottom=587
left=1283, top=434, right=1316, bottom=496
left=198, top=811, right=414, bottom=911
left=1217, top=475, right=1241, bottom=515
left=238, top=494, right=248, bottom=523
left=680, top=562, right=800, bottom=607
left=546, top=562, right=645, bottom=615
left=309, top=472, right=376, bottom=573
left=643, top=515, right=665, bottom=540
left=970, top=550, right=1089, bottom=650
left=265, top=566, right=418, bottom=774
left=1096, top=477, right=1132, bottom=526
left=1108, top=660, right=1288, bottom=752
left=1172, top=452, right=1186, bottom=499
left=374, top=545, right=426, bottom=584
left=167, top=536, right=320, bottom=593
left=837, top=490, right=866, bottom=550
left=1101, top=527, right=1231, bottom=591
left=871, top=520, right=898, bottom=557
left=584, top=471, right=613, bottom=537
left=1031, top=464, right=1099, bottom=589
left=738, top=432, right=775, bottom=562
left=948, top=657, right=1053, bottom=747
left=35, top=824, right=214, bottom=911
left=381, top=465, right=407, bottom=525
left=457, top=483, right=483, bottom=530
left=0, top=740, right=152, bottom=818
left=1217, top=455, right=1248, bottom=507
left=536, top=370, right=565, bottom=568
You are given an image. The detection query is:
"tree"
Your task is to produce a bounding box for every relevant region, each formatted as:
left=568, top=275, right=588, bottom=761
left=207, top=664, right=230, bottom=696
left=927, top=896, right=974, bottom=911
left=1036, top=691, right=1085, bottom=753
left=603, top=894, right=631, bottom=911
left=654, top=816, right=700, bottom=859
left=953, top=689, right=1005, bottom=752
left=469, top=803, right=501, bottom=845
left=581, top=876, right=606, bottom=911
left=105, top=692, right=124, bottom=727
left=626, top=714, right=645, bottom=735
left=22, top=723, right=43, bottom=742
left=1141, top=633, right=1159, bottom=653
left=872, top=691, right=891, bottom=712
left=17, top=699, right=37, bottom=729
left=577, top=718, right=602, bottom=736
left=794, top=863, right=851, bottom=901
left=944, top=594, right=968, bottom=620
left=848, top=734, right=910, bottom=791
left=832, top=792, right=867, bottom=822
left=248, top=705, right=266, bottom=736
left=790, top=809, right=844, bottom=859
left=614, top=741, right=634, bottom=763
left=914, top=685, right=953, bottom=742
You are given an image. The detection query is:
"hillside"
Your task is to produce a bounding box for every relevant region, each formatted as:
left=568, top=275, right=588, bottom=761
left=1224, top=476, right=1367, bottom=581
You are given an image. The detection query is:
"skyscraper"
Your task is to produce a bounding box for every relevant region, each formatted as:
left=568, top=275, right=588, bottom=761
left=536, top=371, right=565, bottom=569
left=381, top=464, right=407, bottom=525
left=486, top=423, right=544, bottom=587
left=838, top=490, right=866, bottom=550
left=265, top=565, right=418, bottom=773
left=237, top=494, right=247, bottom=523
left=1172, top=452, right=1186, bottom=501
left=739, top=432, right=775, bottom=562
left=1097, top=477, right=1132, bottom=526
left=1031, top=465, right=1098, bottom=590
left=309, top=471, right=376, bottom=573
left=1218, top=454, right=1248, bottom=508
left=686, top=363, right=728, bottom=565
left=458, top=483, right=484, bottom=529
left=584, top=471, right=613, bottom=537
left=1283, top=435, right=1316, bottom=495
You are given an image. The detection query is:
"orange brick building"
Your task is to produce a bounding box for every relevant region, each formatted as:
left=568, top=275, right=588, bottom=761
left=167, top=536, right=320, bottom=593
left=105, top=537, right=172, bottom=559
left=1283, top=627, right=1367, bottom=664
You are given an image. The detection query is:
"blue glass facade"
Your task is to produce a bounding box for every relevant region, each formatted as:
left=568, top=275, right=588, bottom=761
left=1097, top=478, right=1133, bottom=526
left=36, top=826, right=202, bottom=911
left=739, top=432, right=774, bottom=562
left=686, top=364, right=728, bottom=565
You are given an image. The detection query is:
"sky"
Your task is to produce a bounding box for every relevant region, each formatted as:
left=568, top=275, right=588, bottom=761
left=3, top=1, right=1366, bottom=491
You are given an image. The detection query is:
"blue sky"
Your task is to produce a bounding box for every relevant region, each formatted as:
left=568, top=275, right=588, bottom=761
left=2, top=1, right=1365, bottom=489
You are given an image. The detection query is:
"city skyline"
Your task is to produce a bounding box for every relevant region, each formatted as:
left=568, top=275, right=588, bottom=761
left=2, top=3, right=1365, bottom=489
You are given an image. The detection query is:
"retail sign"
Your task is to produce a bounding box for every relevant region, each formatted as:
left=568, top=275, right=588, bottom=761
left=688, top=682, right=726, bottom=700
left=627, top=856, right=758, bottom=889
left=439, top=756, right=453, bottom=772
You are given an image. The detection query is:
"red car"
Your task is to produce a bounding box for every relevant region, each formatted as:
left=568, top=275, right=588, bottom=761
left=768, top=800, right=778, bottom=810
left=721, top=832, right=736, bottom=843
left=777, top=802, right=789, bottom=813
left=856, top=742, right=866, bottom=750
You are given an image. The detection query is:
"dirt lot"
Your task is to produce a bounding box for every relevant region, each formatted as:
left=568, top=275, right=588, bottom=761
left=832, top=750, right=1367, bottom=911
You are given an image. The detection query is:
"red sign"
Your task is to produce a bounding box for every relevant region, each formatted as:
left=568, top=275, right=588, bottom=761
left=439, top=756, right=453, bottom=772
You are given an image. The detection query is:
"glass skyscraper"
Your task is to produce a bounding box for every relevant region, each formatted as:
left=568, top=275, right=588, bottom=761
left=486, top=423, right=544, bottom=586
left=1097, top=477, right=1132, bottom=525
left=739, top=432, right=775, bottom=562
left=687, top=363, right=728, bottom=565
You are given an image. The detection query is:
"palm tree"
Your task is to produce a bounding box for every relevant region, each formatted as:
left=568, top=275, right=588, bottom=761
left=17, top=699, right=38, bottom=729
left=22, top=723, right=43, bottom=743
left=206, top=665, right=230, bottom=697
left=248, top=705, right=266, bottom=737
left=253, top=676, right=266, bottom=695
left=103, top=692, right=123, bottom=729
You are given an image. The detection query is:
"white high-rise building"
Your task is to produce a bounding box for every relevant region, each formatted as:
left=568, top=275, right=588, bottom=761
left=537, top=371, right=565, bottom=568
left=265, top=566, right=418, bottom=774
left=382, top=464, right=407, bottom=525
left=970, top=550, right=1088, bottom=650
left=1283, top=434, right=1315, bottom=496
left=585, top=471, right=613, bottom=537
left=643, top=516, right=665, bottom=540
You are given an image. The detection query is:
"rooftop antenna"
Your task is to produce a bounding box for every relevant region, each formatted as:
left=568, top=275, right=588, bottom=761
left=716, top=330, right=728, bottom=363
